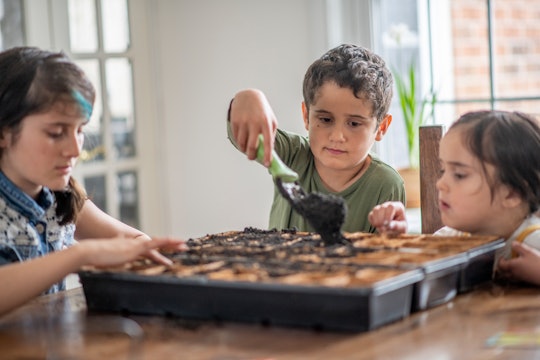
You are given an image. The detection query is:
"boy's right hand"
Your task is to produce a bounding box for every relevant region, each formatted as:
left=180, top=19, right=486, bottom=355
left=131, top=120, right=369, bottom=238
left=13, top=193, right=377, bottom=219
left=368, top=201, right=408, bottom=234
left=229, top=89, right=278, bottom=167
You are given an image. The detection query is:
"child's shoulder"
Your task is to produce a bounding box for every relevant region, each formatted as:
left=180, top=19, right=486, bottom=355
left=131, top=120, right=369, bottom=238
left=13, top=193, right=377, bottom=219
left=518, top=214, right=540, bottom=250
left=351, top=156, right=404, bottom=195
left=368, top=156, right=402, bottom=178
left=275, top=129, right=310, bottom=152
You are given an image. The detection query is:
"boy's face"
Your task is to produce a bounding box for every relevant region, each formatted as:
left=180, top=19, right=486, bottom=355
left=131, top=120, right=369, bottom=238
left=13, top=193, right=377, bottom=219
left=302, top=81, right=390, bottom=176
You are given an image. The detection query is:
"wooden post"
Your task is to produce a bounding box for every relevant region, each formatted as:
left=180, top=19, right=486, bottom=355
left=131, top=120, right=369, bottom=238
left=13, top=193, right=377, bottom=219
left=419, top=125, right=445, bottom=234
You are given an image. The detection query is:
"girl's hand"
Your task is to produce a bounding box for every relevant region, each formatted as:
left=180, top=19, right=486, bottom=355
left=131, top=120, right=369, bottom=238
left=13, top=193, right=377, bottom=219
left=498, top=242, right=540, bottom=286
left=368, top=201, right=408, bottom=234
left=144, top=241, right=187, bottom=266
left=229, top=89, right=278, bottom=166
left=77, top=237, right=186, bottom=267
left=132, top=234, right=187, bottom=265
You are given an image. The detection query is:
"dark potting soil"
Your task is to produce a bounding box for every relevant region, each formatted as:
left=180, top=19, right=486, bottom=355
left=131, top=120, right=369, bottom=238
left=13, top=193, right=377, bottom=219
left=275, top=179, right=347, bottom=246
left=294, top=192, right=347, bottom=246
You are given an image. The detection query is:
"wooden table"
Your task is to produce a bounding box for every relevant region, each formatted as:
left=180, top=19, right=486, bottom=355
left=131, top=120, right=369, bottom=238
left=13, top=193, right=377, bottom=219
left=1, top=283, right=540, bottom=359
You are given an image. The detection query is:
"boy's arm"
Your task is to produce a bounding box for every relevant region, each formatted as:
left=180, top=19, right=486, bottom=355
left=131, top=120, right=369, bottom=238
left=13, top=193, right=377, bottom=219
left=227, top=89, right=278, bottom=167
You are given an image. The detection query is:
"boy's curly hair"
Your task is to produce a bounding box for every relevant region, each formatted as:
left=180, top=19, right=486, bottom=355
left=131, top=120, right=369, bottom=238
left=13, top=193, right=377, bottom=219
left=302, top=44, right=393, bottom=124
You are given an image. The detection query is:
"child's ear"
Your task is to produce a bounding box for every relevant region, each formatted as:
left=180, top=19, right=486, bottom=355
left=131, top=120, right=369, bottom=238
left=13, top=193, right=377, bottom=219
left=0, top=129, right=11, bottom=148
left=302, top=102, right=309, bottom=131
left=501, top=185, right=526, bottom=209
left=375, top=114, right=392, bottom=141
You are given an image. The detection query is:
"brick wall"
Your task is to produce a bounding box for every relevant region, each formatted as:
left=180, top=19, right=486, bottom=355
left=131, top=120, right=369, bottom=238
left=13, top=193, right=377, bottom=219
left=451, top=0, right=540, bottom=116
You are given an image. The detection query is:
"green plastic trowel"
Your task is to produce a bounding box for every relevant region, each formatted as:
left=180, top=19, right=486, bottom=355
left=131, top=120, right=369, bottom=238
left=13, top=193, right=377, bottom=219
left=255, top=135, right=347, bottom=245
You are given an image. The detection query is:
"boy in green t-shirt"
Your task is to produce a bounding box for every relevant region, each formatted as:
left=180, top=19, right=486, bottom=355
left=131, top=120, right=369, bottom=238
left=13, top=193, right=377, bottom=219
left=227, top=44, right=405, bottom=233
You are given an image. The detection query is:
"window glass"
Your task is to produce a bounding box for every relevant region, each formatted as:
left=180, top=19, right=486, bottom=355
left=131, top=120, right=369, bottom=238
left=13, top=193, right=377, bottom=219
left=84, top=175, right=107, bottom=211
left=495, top=100, right=540, bottom=118
left=65, top=0, right=140, bottom=227
left=447, top=1, right=491, bottom=100
left=68, top=0, right=98, bottom=53
left=492, top=0, right=540, bottom=99
left=434, top=101, right=492, bottom=125
left=118, top=171, right=139, bottom=228
left=374, top=0, right=425, bottom=169
left=101, top=0, right=130, bottom=52
left=377, top=0, right=419, bottom=76
left=105, top=58, right=136, bottom=159
left=373, top=0, right=540, bottom=168
left=0, top=0, right=25, bottom=50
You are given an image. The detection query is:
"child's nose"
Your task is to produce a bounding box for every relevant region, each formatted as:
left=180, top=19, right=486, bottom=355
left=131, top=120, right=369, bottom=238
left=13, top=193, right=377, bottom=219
left=329, top=124, right=345, bottom=141
left=435, top=175, right=445, bottom=191
left=63, top=133, right=83, bottom=157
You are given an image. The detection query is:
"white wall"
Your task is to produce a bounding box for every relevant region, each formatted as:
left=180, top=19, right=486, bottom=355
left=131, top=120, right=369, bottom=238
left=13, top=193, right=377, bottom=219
left=22, top=0, right=375, bottom=239
left=149, top=0, right=329, bottom=238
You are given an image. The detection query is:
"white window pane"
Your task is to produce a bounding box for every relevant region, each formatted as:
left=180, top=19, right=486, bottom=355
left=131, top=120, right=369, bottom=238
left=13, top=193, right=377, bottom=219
left=68, top=0, right=98, bottom=53
left=84, top=175, right=107, bottom=211
left=118, top=171, right=139, bottom=228
left=105, top=58, right=136, bottom=158
left=0, top=0, right=25, bottom=50
left=101, top=0, right=130, bottom=52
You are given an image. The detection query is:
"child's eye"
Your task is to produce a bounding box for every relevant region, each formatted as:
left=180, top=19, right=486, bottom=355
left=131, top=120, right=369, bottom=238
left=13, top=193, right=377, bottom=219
left=318, top=117, right=332, bottom=124
left=438, top=168, right=445, bottom=178
left=348, top=120, right=361, bottom=128
left=453, top=172, right=467, bottom=180
left=47, top=131, right=64, bottom=139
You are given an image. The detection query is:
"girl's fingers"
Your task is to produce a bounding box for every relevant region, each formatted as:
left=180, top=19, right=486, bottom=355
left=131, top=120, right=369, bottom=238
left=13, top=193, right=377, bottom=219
left=146, top=249, right=173, bottom=266
left=141, top=238, right=187, bottom=265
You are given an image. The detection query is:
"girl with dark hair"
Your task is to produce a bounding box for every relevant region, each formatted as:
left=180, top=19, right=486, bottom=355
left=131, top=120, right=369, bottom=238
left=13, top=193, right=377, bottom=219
left=368, top=110, right=540, bottom=284
left=0, top=47, right=185, bottom=315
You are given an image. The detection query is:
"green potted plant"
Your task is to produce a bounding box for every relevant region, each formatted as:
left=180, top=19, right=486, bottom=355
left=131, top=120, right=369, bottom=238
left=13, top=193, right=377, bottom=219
left=394, top=63, right=437, bottom=169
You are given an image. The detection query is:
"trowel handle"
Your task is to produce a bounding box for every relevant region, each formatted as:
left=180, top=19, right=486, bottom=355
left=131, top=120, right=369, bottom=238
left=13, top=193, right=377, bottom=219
left=256, top=134, right=298, bottom=183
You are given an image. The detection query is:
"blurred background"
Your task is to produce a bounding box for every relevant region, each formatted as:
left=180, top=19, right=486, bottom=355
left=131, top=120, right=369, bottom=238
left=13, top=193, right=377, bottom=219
left=2, top=0, right=539, bottom=239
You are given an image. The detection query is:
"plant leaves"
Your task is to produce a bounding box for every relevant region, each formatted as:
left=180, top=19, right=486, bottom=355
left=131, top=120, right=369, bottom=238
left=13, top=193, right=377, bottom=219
left=392, top=62, right=438, bottom=168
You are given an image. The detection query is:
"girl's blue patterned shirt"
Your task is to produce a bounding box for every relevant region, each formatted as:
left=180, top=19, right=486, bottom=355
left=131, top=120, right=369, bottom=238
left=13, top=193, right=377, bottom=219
left=0, top=171, right=75, bottom=294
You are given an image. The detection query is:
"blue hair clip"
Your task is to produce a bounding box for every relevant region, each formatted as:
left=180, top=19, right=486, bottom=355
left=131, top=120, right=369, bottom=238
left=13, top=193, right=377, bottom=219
left=72, top=90, right=93, bottom=120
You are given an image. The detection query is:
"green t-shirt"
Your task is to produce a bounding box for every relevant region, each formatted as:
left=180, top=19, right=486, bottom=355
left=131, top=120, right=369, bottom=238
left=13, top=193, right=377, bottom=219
left=227, top=124, right=405, bottom=233
left=269, top=129, right=405, bottom=233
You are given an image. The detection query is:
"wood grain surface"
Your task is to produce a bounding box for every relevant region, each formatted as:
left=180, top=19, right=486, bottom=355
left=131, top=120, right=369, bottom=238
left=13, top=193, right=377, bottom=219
left=1, top=283, right=540, bottom=359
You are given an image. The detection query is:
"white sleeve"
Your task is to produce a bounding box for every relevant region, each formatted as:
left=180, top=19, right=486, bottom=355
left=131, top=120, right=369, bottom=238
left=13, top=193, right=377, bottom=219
left=433, top=226, right=466, bottom=237
left=523, top=231, right=540, bottom=251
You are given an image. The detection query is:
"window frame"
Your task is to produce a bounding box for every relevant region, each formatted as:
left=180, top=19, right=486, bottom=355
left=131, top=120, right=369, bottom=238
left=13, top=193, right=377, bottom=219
left=23, top=0, right=165, bottom=234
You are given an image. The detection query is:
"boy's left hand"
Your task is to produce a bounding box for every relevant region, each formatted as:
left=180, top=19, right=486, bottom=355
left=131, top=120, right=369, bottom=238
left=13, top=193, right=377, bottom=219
left=368, top=201, right=408, bottom=234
